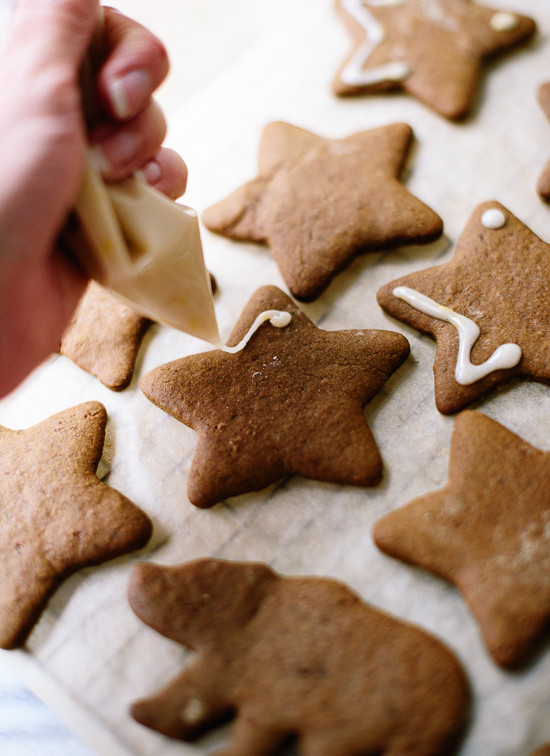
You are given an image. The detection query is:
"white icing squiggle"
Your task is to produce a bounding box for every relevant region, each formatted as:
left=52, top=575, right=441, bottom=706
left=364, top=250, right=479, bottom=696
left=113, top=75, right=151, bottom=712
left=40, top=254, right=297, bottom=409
left=340, top=0, right=410, bottom=87
left=392, top=286, right=522, bottom=384
left=221, top=310, right=292, bottom=354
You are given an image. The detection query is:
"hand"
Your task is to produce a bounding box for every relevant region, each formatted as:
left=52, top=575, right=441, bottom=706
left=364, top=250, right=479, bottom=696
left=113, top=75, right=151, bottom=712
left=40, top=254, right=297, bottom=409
left=0, top=0, right=188, bottom=397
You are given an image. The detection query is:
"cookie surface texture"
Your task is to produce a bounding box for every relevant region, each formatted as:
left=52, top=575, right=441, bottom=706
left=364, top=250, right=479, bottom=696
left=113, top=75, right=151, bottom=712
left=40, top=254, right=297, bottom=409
left=333, top=0, right=536, bottom=120
left=202, top=121, right=442, bottom=301
left=60, top=281, right=151, bottom=391
left=140, top=285, right=409, bottom=508
left=129, top=558, right=469, bottom=754
left=537, top=82, right=550, bottom=201
left=373, top=410, right=550, bottom=667
left=0, top=401, right=152, bottom=649
left=376, top=201, right=550, bottom=414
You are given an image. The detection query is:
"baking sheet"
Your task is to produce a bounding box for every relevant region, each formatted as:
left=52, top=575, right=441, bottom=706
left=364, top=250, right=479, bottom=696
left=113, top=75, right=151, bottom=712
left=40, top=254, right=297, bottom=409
left=1, top=0, right=550, bottom=754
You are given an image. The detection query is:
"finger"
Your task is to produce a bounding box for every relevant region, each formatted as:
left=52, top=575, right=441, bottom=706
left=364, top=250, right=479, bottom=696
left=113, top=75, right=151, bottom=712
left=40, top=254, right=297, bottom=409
left=92, top=99, right=167, bottom=181
left=7, top=0, right=98, bottom=76
left=98, top=7, right=170, bottom=122
left=141, top=148, right=188, bottom=199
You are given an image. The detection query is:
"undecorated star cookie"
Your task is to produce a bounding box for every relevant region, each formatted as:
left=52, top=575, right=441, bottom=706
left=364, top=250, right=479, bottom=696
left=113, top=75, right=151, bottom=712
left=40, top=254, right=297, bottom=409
left=129, top=558, right=469, bottom=755
left=202, top=121, right=442, bottom=301
left=333, top=0, right=536, bottom=120
left=373, top=410, right=550, bottom=667
left=140, top=285, right=409, bottom=508
left=377, top=201, right=550, bottom=414
left=61, top=281, right=151, bottom=391
left=0, top=401, right=152, bottom=649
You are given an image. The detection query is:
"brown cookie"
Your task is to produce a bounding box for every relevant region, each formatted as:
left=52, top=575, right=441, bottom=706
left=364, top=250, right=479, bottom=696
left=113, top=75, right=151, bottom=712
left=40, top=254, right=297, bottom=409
left=202, top=122, right=442, bottom=301
left=377, top=201, right=550, bottom=414
left=333, top=0, right=536, bottom=120
left=373, top=410, right=550, bottom=668
left=537, top=82, right=550, bottom=201
left=0, top=401, right=152, bottom=649
left=531, top=747, right=550, bottom=756
left=129, top=558, right=469, bottom=754
left=140, top=285, right=409, bottom=508
left=60, top=281, right=152, bottom=391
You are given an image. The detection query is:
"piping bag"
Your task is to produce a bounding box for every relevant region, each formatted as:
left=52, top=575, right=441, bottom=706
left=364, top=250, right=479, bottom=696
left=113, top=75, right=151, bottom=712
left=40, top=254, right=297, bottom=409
left=62, top=8, right=221, bottom=346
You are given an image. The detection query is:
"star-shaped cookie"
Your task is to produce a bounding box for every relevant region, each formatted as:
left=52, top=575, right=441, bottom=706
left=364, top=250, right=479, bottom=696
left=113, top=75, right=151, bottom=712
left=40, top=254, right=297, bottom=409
left=333, top=0, right=536, bottom=120
left=0, top=401, right=152, bottom=649
left=377, top=201, right=550, bottom=414
left=202, top=122, right=442, bottom=301
left=140, top=286, right=409, bottom=508
left=537, top=82, right=550, bottom=201
left=373, top=410, right=550, bottom=667
left=129, top=558, right=468, bottom=754
left=61, top=282, right=151, bottom=391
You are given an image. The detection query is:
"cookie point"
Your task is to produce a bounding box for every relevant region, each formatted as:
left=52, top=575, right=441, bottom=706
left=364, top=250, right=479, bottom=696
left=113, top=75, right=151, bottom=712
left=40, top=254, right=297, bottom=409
left=130, top=561, right=159, bottom=590
left=130, top=699, right=151, bottom=726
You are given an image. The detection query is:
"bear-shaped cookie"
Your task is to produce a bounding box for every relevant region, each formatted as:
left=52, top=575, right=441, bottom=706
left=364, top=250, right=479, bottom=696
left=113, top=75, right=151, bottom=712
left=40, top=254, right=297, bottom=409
left=128, top=558, right=469, bottom=755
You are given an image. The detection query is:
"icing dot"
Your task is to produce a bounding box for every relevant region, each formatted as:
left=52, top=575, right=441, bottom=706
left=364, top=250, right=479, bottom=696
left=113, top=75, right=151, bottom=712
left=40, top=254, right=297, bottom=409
left=481, top=208, right=507, bottom=229
left=268, top=311, right=292, bottom=328
left=490, top=12, right=519, bottom=32
left=181, top=698, right=206, bottom=724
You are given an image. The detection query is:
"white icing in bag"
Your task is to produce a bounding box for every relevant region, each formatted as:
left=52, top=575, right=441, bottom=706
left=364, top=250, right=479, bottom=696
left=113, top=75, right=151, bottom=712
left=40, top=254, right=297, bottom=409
left=71, top=154, right=220, bottom=345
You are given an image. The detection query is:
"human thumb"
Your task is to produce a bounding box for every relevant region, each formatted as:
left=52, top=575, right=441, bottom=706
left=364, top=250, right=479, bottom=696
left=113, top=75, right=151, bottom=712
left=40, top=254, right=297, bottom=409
left=6, top=0, right=100, bottom=77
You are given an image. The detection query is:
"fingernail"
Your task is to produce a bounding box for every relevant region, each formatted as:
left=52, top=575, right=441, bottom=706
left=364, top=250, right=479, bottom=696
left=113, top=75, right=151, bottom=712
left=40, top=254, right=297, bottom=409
left=92, top=130, right=137, bottom=176
left=142, top=159, right=162, bottom=186
left=108, top=70, right=152, bottom=120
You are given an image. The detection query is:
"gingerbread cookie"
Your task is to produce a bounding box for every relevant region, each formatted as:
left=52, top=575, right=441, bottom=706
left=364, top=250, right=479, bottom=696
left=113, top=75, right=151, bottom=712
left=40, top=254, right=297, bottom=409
left=129, top=558, right=469, bottom=754
left=373, top=410, right=550, bottom=667
left=140, top=285, right=409, bottom=508
left=202, top=122, right=442, bottom=301
left=333, top=0, right=536, bottom=120
left=60, top=282, right=151, bottom=391
left=377, top=201, right=550, bottom=414
left=537, top=82, right=550, bottom=201
left=0, top=401, right=152, bottom=649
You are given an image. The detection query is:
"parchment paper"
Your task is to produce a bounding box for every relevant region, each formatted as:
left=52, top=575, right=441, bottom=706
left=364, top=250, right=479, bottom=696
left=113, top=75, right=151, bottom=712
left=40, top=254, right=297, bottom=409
left=1, top=1, right=550, bottom=754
